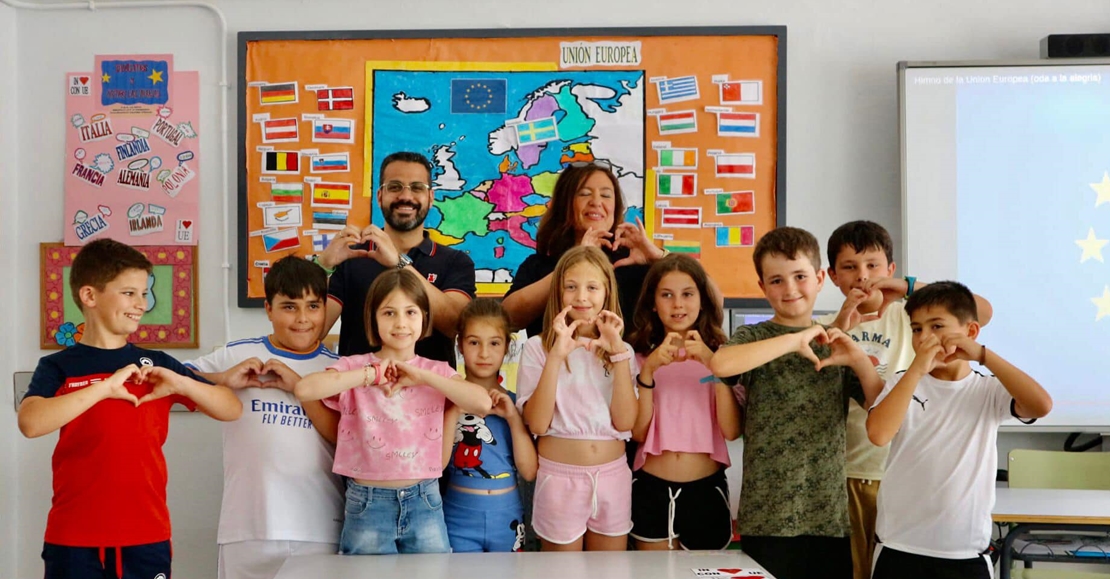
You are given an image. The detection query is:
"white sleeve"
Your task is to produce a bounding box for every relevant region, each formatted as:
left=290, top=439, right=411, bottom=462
left=986, top=375, right=1019, bottom=423
left=183, top=346, right=235, bottom=374
left=515, top=337, right=547, bottom=412
left=870, top=373, right=902, bottom=411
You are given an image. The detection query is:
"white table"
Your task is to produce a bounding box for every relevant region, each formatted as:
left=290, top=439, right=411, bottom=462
left=275, top=550, right=773, bottom=579
left=993, top=488, right=1110, bottom=579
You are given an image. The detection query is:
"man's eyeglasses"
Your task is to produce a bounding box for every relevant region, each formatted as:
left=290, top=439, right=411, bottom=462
left=565, top=159, right=614, bottom=171
left=379, top=181, right=431, bottom=195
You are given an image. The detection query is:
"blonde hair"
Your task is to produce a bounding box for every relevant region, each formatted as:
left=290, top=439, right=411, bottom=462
left=541, top=246, right=621, bottom=368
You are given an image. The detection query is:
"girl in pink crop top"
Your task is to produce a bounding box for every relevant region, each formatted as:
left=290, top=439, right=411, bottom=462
left=295, top=269, right=491, bottom=555
left=516, top=247, right=639, bottom=552
left=625, top=255, right=742, bottom=551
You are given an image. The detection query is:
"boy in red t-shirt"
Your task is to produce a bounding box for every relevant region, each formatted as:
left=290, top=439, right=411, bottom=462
left=18, top=239, right=242, bottom=579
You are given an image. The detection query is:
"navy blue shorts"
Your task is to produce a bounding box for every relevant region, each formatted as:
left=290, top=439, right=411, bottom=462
left=42, top=540, right=171, bottom=579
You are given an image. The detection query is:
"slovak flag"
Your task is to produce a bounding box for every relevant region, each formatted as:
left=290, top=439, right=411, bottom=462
left=312, top=118, right=354, bottom=143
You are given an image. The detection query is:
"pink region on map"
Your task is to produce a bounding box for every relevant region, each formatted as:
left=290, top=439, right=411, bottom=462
left=489, top=214, right=538, bottom=249
left=486, top=173, right=534, bottom=213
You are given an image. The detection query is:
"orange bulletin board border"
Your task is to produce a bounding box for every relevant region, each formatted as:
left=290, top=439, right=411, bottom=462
left=238, top=27, right=786, bottom=308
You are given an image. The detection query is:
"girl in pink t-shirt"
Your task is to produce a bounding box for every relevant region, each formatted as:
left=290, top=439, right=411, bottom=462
left=295, top=269, right=491, bottom=555
left=626, top=254, right=742, bottom=550
left=517, top=246, right=639, bottom=551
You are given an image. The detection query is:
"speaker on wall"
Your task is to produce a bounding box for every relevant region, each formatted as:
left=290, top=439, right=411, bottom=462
left=1041, top=34, right=1110, bottom=58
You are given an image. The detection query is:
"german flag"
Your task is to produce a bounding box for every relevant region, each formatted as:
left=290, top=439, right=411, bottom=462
left=260, top=82, right=297, bottom=105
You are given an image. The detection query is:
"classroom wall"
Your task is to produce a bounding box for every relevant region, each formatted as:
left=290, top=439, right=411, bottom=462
left=2, top=5, right=19, bottom=578
left=5, top=1, right=1109, bottom=577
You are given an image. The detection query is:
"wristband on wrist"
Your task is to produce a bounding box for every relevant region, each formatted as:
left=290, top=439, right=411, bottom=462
left=609, top=349, right=633, bottom=363
left=636, top=374, right=655, bottom=389
left=904, top=276, right=917, bottom=298
left=979, top=345, right=987, bottom=366
left=308, top=254, right=336, bottom=276
left=372, top=361, right=384, bottom=386
left=363, top=364, right=372, bottom=388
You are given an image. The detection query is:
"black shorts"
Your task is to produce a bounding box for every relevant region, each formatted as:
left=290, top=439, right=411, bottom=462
left=43, top=540, right=171, bottom=579
left=630, top=468, right=732, bottom=550
left=872, top=544, right=991, bottom=579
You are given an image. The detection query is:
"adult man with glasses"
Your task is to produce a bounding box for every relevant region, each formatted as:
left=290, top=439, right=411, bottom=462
left=315, top=151, right=476, bottom=363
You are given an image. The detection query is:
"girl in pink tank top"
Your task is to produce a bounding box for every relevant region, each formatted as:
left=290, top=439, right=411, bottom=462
left=626, top=255, right=742, bottom=550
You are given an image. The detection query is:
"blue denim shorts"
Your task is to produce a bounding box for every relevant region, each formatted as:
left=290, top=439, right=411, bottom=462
left=339, top=478, right=451, bottom=555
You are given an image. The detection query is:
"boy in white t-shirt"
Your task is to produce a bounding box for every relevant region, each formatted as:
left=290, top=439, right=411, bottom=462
left=866, top=281, right=1052, bottom=579
left=819, top=221, right=994, bottom=579
left=186, top=256, right=343, bottom=579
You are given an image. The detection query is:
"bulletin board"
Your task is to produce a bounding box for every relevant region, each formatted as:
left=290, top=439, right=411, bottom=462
left=238, top=27, right=786, bottom=308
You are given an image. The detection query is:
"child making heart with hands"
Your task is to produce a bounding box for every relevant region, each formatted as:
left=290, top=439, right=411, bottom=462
left=517, top=246, right=639, bottom=552
left=441, top=298, right=538, bottom=553
left=626, top=254, right=741, bottom=551
left=295, top=269, right=491, bottom=555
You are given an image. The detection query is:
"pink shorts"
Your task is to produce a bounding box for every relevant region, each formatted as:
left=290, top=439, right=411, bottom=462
left=532, top=455, right=633, bottom=544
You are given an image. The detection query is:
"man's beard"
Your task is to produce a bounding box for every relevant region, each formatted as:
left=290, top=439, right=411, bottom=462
left=382, top=201, right=428, bottom=232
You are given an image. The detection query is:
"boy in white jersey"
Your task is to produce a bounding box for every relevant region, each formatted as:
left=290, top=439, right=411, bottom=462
left=819, top=221, right=993, bottom=579
left=867, top=281, right=1052, bottom=579
left=186, top=256, right=343, bottom=579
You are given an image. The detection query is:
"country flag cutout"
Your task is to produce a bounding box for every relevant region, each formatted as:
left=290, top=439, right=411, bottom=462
left=661, top=206, right=701, bottom=229
left=656, top=75, right=700, bottom=104
left=514, top=117, right=559, bottom=147
left=658, top=148, right=698, bottom=169
left=312, top=211, right=348, bottom=230
left=717, top=112, right=759, bottom=138
left=262, top=151, right=300, bottom=174
left=316, top=86, right=354, bottom=111
left=716, top=225, right=755, bottom=248
left=309, top=153, right=350, bottom=174
left=262, top=228, right=300, bottom=252
left=259, top=82, right=298, bottom=105
left=311, top=182, right=353, bottom=209
left=719, top=80, right=762, bottom=106
left=312, top=118, right=354, bottom=143
left=261, top=118, right=298, bottom=143
left=657, top=110, right=697, bottom=135
left=663, top=239, right=701, bottom=260
left=715, top=153, right=755, bottom=179
left=270, top=182, right=303, bottom=203
left=715, top=191, right=755, bottom=215
left=657, top=173, right=697, bottom=197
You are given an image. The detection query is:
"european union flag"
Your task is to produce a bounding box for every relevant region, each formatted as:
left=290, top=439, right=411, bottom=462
left=101, top=59, right=170, bottom=106
left=451, top=79, right=507, bottom=114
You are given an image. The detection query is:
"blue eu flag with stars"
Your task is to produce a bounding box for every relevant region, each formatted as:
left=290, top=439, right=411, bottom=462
left=451, top=79, right=507, bottom=114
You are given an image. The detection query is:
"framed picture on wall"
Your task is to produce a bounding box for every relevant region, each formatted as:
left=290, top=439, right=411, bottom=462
left=39, top=243, right=198, bottom=349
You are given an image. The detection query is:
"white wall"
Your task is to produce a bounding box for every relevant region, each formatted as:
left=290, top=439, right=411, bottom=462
left=1, top=5, right=19, bottom=579
left=5, top=0, right=1110, bottom=577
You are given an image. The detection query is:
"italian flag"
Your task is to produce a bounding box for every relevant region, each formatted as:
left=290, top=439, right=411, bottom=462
left=658, top=173, right=696, bottom=196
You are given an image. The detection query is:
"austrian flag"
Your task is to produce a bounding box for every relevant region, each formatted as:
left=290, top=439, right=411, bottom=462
left=261, top=118, right=298, bottom=143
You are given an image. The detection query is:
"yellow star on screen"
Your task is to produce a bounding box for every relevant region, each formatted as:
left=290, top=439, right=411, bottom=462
left=148, top=69, right=164, bottom=84
left=101, top=73, right=110, bottom=83
left=1092, top=286, right=1110, bottom=321
left=1076, top=228, right=1109, bottom=263
left=1090, top=172, right=1110, bottom=207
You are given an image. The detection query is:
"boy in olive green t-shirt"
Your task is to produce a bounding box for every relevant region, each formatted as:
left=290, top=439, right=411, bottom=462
left=709, top=227, right=882, bottom=579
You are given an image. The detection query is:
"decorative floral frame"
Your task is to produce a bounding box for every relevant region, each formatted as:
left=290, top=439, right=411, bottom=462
left=40, top=243, right=198, bottom=349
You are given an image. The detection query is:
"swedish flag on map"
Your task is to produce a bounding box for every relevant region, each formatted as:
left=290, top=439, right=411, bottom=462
left=514, top=117, right=559, bottom=147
